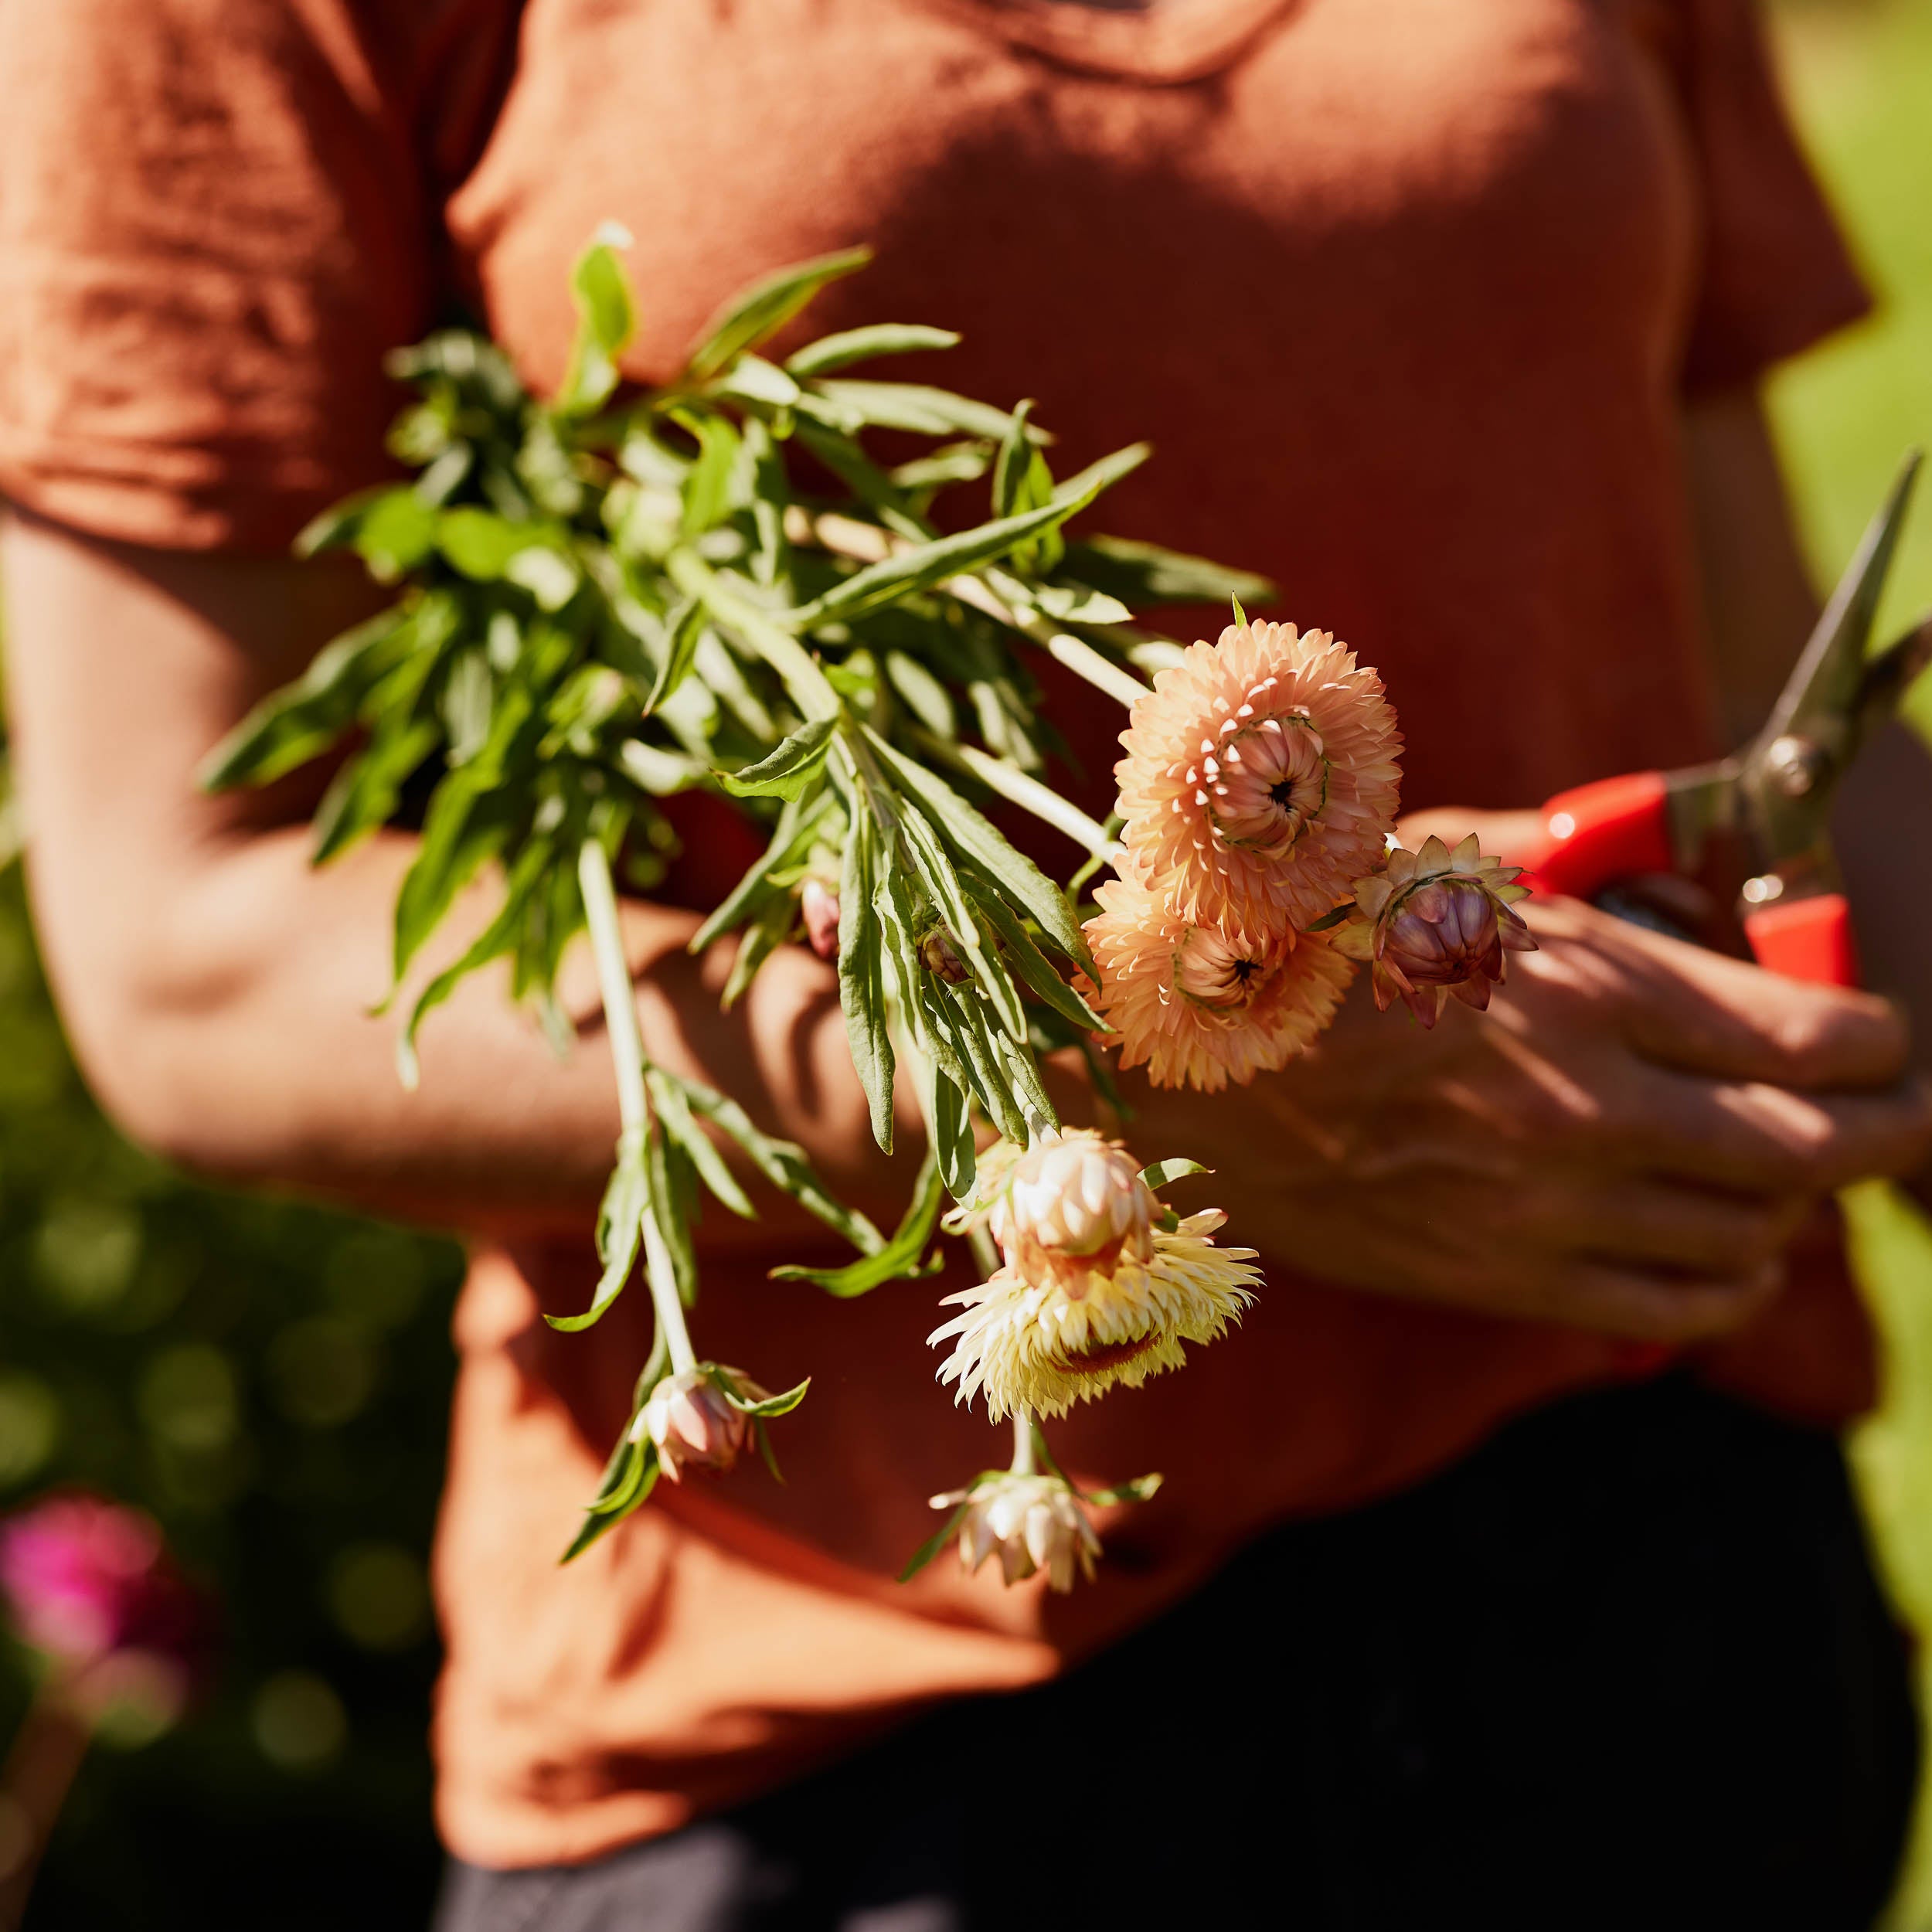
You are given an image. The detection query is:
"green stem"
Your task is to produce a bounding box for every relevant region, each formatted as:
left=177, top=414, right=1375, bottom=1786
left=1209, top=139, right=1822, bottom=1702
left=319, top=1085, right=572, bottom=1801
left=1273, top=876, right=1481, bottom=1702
left=912, top=730, right=1124, bottom=866
left=1010, top=1406, right=1038, bottom=1477
left=577, top=836, right=699, bottom=1376
left=1036, top=629, right=1151, bottom=710
left=665, top=548, right=842, bottom=723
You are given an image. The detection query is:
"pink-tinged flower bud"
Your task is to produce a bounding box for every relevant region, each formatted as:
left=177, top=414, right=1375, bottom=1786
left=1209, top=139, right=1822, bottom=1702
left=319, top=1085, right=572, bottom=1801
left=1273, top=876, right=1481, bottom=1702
left=638, top=1369, right=757, bottom=1481
left=917, top=926, right=970, bottom=983
left=985, top=1129, right=1155, bottom=1298
left=0, top=1492, right=210, bottom=1715
left=800, top=879, right=841, bottom=961
left=935, top=1474, right=1101, bottom=1593
left=1332, top=834, right=1536, bottom=1028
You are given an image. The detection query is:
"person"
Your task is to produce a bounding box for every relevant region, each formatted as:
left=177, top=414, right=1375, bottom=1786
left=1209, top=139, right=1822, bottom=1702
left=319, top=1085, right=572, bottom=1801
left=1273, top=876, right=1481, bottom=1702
left=3, top=1, right=1930, bottom=1924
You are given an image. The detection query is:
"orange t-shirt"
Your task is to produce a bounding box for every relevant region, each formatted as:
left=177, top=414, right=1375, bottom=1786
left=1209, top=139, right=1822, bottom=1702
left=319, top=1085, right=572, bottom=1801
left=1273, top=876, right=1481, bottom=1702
left=0, top=0, right=1872, bottom=1870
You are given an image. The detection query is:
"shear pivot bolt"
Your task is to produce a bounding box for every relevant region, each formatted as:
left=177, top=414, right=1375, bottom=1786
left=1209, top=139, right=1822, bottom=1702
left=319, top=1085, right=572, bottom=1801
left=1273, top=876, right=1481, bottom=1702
left=1764, top=733, right=1828, bottom=799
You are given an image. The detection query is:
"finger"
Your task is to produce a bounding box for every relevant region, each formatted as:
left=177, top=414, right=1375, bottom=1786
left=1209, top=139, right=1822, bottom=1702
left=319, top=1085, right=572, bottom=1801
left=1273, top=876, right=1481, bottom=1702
left=1547, top=1180, right=1801, bottom=1278
left=1539, top=1257, right=1784, bottom=1346
left=1600, top=917, right=1910, bottom=1090
left=1614, top=1065, right=1932, bottom=1196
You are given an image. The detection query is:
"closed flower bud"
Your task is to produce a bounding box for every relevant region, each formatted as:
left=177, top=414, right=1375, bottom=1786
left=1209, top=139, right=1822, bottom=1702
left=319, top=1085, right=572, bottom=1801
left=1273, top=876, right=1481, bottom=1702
left=638, top=1368, right=757, bottom=1481
left=985, top=1128, right=1155, bottom=1297
left=933, top=1474, right=1101, bottom=1593
left=800, top=878, right=841, bottom=961
left=1332, top=833, right=1536, bottom=1028
left=918, top=926, right=970, bottom=983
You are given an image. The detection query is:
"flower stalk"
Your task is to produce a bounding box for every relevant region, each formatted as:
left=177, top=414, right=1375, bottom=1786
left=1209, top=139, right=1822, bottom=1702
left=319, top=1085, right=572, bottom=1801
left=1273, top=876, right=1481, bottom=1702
left=577, top=835, right=697, bottom=1376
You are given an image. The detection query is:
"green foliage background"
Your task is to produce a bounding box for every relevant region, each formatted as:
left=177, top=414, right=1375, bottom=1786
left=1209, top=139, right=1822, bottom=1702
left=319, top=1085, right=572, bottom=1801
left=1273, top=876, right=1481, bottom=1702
left=0, top=5, right=1926, bottom=1923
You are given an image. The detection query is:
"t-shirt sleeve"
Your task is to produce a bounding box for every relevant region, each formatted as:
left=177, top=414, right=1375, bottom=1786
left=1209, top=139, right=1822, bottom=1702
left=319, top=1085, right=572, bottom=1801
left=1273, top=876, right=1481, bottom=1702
left=1672, top=0, right=1870, bottom=393
left=0, top=0, right=432, bottom=551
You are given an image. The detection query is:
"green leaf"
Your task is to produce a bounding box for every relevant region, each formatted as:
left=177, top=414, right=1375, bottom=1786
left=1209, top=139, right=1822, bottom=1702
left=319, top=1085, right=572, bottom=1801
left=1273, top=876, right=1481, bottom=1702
left=722, top=1375, right=811, bottom=1418
left=717, top=717, right=838, bottom=801
left=644, top=597, right=708, bottom=715
left=704, top=353, right=801, bottom=411
left=311, top=714, right=439, bottom=865
left=897, top=1500, right=971, bottom=1583
left=1230, top=594, right=1248, bottom=628
left=771, top=1148, right=944, bottom=1296
left=556, top=225, right=638, bottom=416
left=1080, top=1472, right=1165, bottom=1509
left=685, top=247, right=872, bottom=383
left=296, top=487, right=439, bottom=583
left=721, top=892, right=793, bottom=1010
left=785, top=324, right=961, bottom=377
left=992, top=399, right=1037, bottom=521
left=1030, top=583, right=1134, bottom=625
left=930, top=989, right=1024, bottom=1156
left=390, top=774, right=520, bottom=985
left=439, top=506, right=543, bottom=580
left=963, top=883, right=1104, bottom=1032
left=791, top=485, right=1113, bottom=628
left=1138, top=1158, right=1209, bottom=1192
left=677, top=413, right=743, bottom=537
left=648, top=1132, right=701, bottom=1310
left=1049, top=442, right=1151, bottom=512
left=689, top=791, right=828, bottom=954
left=861, top=730, right=1090, bottom=968
left=801, top=380, right=1031, bottom=444
left=647, top=1065, right=755, bottom=1219
left=548, top=1124, right=649, bottom=1332
left=396, top=836, right=554, bottom=1085
left=560, top=1444, right=661, bottom=1562
left=890, top=444, right=992, bottom=494
left=198, top=608, right=413, bottom=791
left=836, top=806, right=896, bottom=1155
left=890, top=799, right=1022, bottom=1040
left=1056, top=536, right=1276, bottom=611
left=672, top=1073, right=886, bottom=1254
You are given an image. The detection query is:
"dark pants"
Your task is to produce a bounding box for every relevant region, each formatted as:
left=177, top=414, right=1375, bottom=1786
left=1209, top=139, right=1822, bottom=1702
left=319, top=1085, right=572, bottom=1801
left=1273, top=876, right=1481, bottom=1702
left=437, top=1376, right=1917, bottom=1931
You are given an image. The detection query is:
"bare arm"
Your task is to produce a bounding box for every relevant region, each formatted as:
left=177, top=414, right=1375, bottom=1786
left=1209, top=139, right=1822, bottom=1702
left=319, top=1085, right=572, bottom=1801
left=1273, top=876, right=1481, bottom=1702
left=0, top=510, right=892, bottom=1240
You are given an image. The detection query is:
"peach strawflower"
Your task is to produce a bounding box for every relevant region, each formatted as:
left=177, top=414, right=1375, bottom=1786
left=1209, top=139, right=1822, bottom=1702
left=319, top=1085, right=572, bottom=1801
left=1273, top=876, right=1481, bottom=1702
left=928, top=1473, right=1103, bottom=1593
left=1080, top=873, right=1355, bottom=1091
left=1113, top=619, right=1402, bottom=945
left=929, top=1210, right=1259, bottom=1420
left=637, top=1366, right=759, bottom=1481
left=1329, top=834, right=1535, bottom=1027
left=981, top=1129, right=1156, bottom=1297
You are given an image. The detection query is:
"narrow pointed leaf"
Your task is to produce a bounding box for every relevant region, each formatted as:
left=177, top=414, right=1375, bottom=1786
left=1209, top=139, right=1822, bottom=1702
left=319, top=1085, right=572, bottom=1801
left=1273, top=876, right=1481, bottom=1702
left=1138, top=1158, right=1210, bottom=1192
left=786, top=324, right=961, bottom=377
left=717, top=717, right=838, bottom=800
left=686, top=247, right=872, bottom=382
left=770, top=1148, right=944, bottom=1296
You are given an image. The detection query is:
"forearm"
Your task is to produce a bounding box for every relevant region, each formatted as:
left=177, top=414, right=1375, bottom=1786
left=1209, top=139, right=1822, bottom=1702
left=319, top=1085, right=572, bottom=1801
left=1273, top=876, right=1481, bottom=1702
left=0, top=509, right=899, bottom=1244
left=25, top=816, right=889, bottom=1241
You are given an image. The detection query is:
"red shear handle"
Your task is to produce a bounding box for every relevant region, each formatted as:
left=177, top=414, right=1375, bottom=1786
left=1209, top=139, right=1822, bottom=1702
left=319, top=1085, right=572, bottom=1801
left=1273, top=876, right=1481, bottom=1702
left=1741, top=893, right=1862, bottom=988
left=1513, top=771, right=1674, bottom=900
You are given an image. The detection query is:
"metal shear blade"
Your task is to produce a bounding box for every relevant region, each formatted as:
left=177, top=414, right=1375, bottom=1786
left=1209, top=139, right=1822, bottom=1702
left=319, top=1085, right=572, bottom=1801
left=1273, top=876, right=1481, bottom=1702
left=1736, top=448, right=1923, bottom=869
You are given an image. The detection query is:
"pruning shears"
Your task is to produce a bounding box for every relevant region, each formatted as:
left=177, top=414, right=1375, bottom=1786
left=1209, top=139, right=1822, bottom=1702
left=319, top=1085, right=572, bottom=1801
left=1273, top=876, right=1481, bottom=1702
left=1512, top=452, right=1932, bottom=988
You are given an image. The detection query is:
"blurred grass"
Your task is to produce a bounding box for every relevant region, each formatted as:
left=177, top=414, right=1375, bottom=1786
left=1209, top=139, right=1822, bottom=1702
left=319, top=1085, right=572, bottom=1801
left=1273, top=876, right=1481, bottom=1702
left=1768, top=3, right=1932, bottom=1925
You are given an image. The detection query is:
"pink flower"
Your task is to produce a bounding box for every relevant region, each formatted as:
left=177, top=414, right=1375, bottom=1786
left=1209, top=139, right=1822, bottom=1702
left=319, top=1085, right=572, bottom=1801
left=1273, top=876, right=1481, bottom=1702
left=638, top=1367, right=758, bottom=1481
left=1329, top=834, right=1536, bottom=1027
left=1112, top=620, right=1402, bottom=947
left=0, top=1492, right=207, bottom=1681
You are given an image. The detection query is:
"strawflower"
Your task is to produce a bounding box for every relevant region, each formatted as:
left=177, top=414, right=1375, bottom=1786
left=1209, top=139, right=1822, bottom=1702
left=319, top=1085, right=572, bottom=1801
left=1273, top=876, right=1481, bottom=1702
left=1082, top=873, right=1355, bottom=1091
left=930, top=1202, right=1260, bottom=1420
left=637, top=1366, right=758, bottom=1481
left=1113, top=619, right=1401, bottom=945
left=1328, top=833, right=1535, bottom=1027
left=981, top=1128, right=1155, bottom=1297
left=928, top=1473, right=1102, bottom=1592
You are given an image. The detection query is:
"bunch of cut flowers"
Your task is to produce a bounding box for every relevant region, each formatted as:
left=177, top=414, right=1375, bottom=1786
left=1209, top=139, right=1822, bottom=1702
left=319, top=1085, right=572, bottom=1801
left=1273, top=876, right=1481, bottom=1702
left=207, top=230, right=1534, bottom=1591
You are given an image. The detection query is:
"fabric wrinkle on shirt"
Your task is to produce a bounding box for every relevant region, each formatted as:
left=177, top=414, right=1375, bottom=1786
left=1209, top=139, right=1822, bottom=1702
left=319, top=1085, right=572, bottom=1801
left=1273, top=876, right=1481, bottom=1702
left=0, top=0, right=1872, bottom=1872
